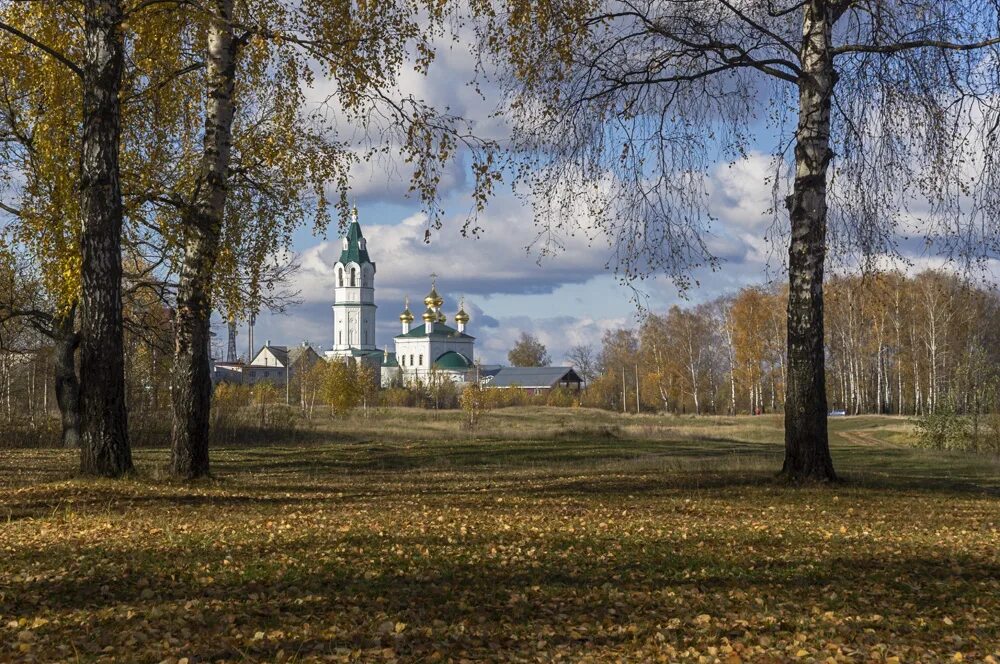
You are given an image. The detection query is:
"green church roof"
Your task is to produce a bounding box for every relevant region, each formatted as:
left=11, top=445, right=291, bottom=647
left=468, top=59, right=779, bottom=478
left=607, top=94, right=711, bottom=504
left=395, top=322, right=474, bottom=340
left=338, top=218, right=373, bottom=267
left=433, top=351, right=472, bottom=370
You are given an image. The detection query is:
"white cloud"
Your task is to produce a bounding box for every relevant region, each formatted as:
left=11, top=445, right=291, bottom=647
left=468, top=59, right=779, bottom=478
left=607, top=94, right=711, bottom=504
left=241, top=150, right=802, bottom=357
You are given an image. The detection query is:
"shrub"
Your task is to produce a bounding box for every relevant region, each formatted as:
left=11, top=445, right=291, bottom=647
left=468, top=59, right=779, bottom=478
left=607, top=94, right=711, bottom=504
left=460, top=383, right=492, bottom=428
left=380, top=387, right=415, bottom=408
left=913, top=401, right=970, bottom=451
left=546, top=387, right=579, bottom=407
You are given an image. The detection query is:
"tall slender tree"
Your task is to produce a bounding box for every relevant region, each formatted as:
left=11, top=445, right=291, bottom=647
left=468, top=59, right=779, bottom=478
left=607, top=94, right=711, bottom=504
left=168, top=0, right=239, bottom=478
left=474, top=0, right=1000, bottom=480
left=77, top=0, right=132, bottom=475
left=1, top=0, right=134, bottom=475
left=160, top=0, right=498, bottom=478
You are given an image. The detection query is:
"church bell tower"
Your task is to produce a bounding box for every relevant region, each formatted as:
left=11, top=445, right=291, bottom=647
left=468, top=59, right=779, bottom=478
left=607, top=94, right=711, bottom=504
left=331, top=207, right=377, bottom=355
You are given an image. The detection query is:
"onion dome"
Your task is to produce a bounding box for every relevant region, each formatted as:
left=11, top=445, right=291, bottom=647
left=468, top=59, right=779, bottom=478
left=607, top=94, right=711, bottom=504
left=454, top=308, right=470, bottom=325
left=399, top=297, right=414, bottom=323
left=424, top=285, right=444, bottom=308
left=422, top=306, right=437, bottom=322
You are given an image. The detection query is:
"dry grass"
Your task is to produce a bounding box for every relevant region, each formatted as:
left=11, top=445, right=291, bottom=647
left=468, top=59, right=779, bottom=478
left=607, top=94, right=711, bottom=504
left=1, top=408, right=998, bottom=663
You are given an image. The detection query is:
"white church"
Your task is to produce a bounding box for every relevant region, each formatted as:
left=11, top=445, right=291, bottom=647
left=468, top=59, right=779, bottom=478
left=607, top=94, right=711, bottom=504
left=325, top=209, right=477, bottom=386
left=214, top=208, right=584, bottom=393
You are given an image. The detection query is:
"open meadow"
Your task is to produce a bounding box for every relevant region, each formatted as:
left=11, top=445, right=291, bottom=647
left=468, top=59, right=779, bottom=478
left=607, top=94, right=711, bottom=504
left=2, top=408, right=999, bottom=663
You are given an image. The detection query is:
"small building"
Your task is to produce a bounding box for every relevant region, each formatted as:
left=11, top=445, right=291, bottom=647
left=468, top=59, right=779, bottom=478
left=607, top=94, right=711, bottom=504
left=213, top=341, right=322, bottom=386
left=481, top=366, right=584, bottom=395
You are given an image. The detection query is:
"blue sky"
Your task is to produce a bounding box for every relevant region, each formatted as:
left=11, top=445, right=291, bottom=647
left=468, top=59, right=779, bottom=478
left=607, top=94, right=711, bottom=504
left=223, top=36, right=792, bottom=365
left=230, top=158, right=785, bottom=364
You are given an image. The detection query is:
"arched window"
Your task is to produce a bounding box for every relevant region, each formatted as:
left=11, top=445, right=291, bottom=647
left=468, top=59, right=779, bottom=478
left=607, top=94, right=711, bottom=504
left=338, top=268, right=343, bottom=287
left=350, top=268, right=357, bottom=287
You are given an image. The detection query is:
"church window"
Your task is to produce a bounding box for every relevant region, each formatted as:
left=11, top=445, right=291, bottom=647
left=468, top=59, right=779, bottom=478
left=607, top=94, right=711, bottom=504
left=410, top=354, right=414, bottom=366
left=419, top=354, right=423, bottom=366
left=350, top=268, right=357, bottom=287
left=338, top=268, right=343, bottom=287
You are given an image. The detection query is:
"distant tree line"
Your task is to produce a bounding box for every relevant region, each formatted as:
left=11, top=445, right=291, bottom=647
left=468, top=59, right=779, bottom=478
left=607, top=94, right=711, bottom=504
left=569, top=270, right=1000, bottom=419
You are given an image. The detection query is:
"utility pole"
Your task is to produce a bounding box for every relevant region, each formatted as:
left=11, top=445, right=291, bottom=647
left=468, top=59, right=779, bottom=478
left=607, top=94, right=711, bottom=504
left=622, top=366, right=627, bottom=414
left=247, top=313, right=255, bottom=363
left=635, top=364, right=640, bottom=414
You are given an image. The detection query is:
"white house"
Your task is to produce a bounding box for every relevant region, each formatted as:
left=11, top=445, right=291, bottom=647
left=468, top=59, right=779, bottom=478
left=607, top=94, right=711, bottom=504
left=213, top=341, right=322, bottom=386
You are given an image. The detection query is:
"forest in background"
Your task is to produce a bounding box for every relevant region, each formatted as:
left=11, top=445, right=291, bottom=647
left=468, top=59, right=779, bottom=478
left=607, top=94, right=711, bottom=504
left=3, top=265, right=999, bottom=449
left=582, top=269, right=1000, bottom=419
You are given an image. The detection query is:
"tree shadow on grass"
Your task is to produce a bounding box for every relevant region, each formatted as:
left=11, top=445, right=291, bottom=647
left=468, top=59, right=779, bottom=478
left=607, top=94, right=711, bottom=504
left=3, top=535, right=998, bottom=662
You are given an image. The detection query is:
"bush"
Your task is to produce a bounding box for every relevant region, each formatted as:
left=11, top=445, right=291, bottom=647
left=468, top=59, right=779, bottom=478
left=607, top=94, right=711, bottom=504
left=380, top=386, right=416, bottom=408
left=913, top=401, right=970, bottom=451
left=460, top=384, right=492, bottom=428
left=210, top=382, right=309, bottom=445
left=428, top=375, right=459, bottom=409
left=981, top=410, right=1000, bottom=456
left=546, top=387, right=579, bottom=407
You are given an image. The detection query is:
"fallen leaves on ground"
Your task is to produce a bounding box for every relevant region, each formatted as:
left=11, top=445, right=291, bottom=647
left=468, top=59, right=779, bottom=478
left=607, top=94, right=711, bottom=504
left=0, top=441, right=998, bottom=663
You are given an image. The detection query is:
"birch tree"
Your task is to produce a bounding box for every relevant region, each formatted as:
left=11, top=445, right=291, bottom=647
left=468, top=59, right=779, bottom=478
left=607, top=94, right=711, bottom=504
left=160, top=0, right=497, bottom=478
left=0, top=0, right=136, bottom=475
left=474, top=0, right=1000, bottom=480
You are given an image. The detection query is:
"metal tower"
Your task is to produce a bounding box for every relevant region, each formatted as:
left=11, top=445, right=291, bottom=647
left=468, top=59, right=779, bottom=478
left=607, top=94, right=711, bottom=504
left=226, top=316, right=238, bottom=363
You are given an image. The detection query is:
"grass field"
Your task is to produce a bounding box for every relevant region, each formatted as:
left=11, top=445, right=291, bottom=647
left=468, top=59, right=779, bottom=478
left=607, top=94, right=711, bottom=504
left=2, top=408, right=999, bottom=663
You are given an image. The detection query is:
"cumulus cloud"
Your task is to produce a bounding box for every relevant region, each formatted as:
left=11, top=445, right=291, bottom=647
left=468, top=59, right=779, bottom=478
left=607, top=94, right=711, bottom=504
left=474, top=314, right=630, bottom=365
left=291, top=190, right=614, bottom=310
left=240, top=149, right=800, bottom=357
left=302, top=28, right=510, bottom=208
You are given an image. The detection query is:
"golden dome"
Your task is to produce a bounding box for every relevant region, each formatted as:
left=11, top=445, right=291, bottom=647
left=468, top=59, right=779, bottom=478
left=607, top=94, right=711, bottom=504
left=423, top=286, right=444, bottom=308
left=455, top=297, right=470, bottom=324
left=422, top=306, right=437, bottom=322
left=399, top=297, right=414, bottom=323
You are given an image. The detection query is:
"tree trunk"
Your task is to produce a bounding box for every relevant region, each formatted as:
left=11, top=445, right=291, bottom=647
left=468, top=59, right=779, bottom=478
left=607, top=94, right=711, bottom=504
left=781, top=0, right=837, bottom=482
left=53, top=306, right=82, bottom=448
left=170, top=0, right=237, bottom=479
left=78, top=0, right=132, bottom=477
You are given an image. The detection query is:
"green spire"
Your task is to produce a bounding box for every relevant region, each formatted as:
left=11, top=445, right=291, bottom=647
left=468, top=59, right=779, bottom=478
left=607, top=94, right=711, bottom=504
left=338, top=206, right=373, bottom=266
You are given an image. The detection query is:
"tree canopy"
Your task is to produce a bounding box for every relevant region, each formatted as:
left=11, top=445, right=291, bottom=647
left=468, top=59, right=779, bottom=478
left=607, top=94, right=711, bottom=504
left=508, top=332, right=550, bottom=367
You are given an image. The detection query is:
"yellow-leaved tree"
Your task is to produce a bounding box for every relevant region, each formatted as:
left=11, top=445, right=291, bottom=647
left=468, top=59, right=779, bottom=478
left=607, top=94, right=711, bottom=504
left=2, top=0, right=499, bottom=478
left=159, top=0, right=500, bottom=478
